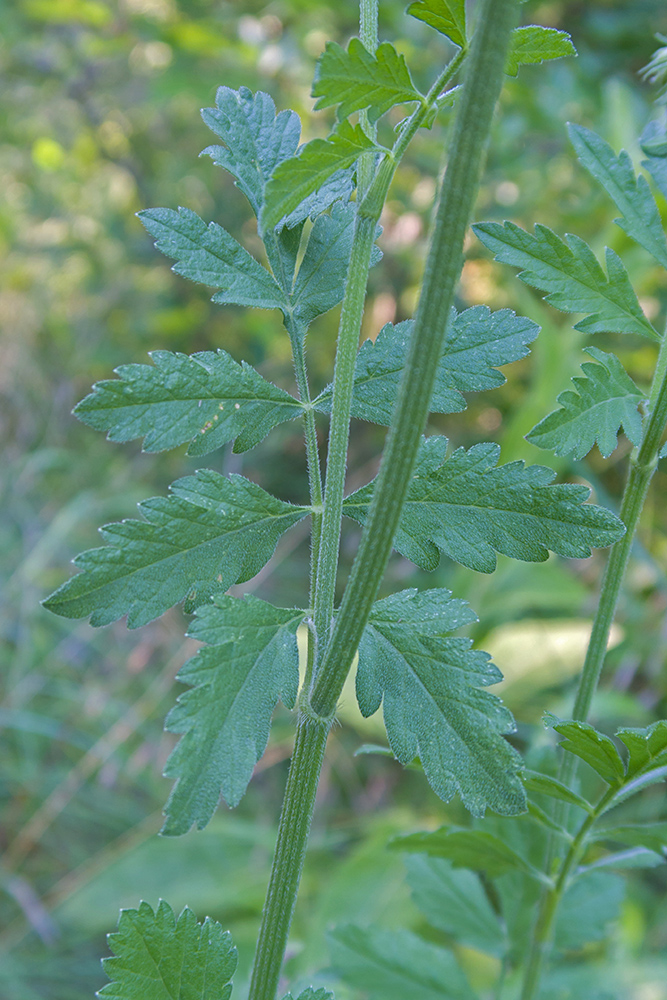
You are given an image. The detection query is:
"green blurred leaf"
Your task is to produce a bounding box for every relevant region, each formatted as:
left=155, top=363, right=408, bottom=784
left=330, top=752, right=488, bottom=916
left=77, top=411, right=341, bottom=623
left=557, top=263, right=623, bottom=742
left=98, top=900, right=237, bottom=1000
left=592, top=822, right=667, bottom=855
left=617, top=720, right=667, bottom=777
left=522, top=769, right=593, bottom=814
left=406, top=0, right=466, bottom=49
left=391, top=827, right=543, bottom=881
left=505, top=26, right=576, bottom=77
left=546, top=716, right=625, bottom=786
left=554, top=872, right=624, bottom=950
left=473, top=221, right=659, bottom=340
left=281, top=991, right=334, bottom=1000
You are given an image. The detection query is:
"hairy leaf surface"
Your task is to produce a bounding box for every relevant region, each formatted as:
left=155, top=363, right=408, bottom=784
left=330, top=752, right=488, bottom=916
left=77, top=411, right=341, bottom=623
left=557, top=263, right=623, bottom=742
left=344, top=436, right=625, bottom=573
left=43, top=471, right=309, bottom=628
left=138, top=208, right=286, bottom=310
left=200, top=86, right=300, bottom=217
left=569, top=123, right=667, bottom=269
left=262, top=121, right=383, bottom=230
left=162, top=596, right=303, bottom=834
left=526, top=346, right=644, bottom=459
left=505, top=26, right=576, bottom=77
left=98, top=900, right=237, bottom=1000
left=328, top=925, right=476, bottom=1000
left=406, top=0, right=466, bottom=48
left=74, top=350, right=305, bottom=456
left=474, top=221, right=658, bottom=340
left=356, top=588, right=525, bottom=816
left=313, top=39, right=422, bottom=123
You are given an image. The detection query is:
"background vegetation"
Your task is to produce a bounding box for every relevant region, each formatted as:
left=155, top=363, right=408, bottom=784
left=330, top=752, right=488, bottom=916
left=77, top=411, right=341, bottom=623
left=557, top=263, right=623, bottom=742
left=2, top=0, right=667, bottom=996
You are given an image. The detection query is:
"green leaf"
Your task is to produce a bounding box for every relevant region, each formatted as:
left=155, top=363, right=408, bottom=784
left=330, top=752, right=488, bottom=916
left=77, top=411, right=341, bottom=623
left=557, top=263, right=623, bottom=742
left=522, top=769, right=593, bottom=814
left=617, top=720, right=667, bottom=777
left=43, top=471, right=309, bottom=628
left=554, top=872, right=624, bottom=950
left=581, top=847, right=665, bottom=870
left=314, top=307, right=538, bottom=424
left=343, top=436, right=625, bottom=574
left=277, top=168, right=355, bottom=232
left=505, top=26, right=576, bottom=77
left=592, top=822, right=667, bottom=856
left=546, top=716, right=625, bottom=786
left=405, top=855, right=506, bottom=956
left=406, top=0, right=466, bottom=49
left=312, top=38, right=422, bottom=124
left=262, top=121, right=384, bottom=231
left=641, top=121, right=667, bottom=201
left=98, top=900, right=236, bottom=1000
left=526, top=346, right=644, bottom=460
left=391, top=827, right=541, bottom=880
left=568, top=123, right=667, bottom=270
left=200, top=86, right=300, bottom=218
left=162, top=595, right=303, bottom=834
left=473, top=221, right=659, bottom=340
left=356, top=588, right=525, bottom=816
left=74, top=350, right=305, bottom=457
left=138, top=208, right=286, bottom=311
left=328, top=925, right=477, bottom=1000
left=281, top=991, right=334, bottom=1000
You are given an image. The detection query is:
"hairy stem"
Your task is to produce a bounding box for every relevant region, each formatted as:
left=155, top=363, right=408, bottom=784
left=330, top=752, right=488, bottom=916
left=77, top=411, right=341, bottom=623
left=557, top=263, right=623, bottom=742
left=357, top=0, right=379, bottom=199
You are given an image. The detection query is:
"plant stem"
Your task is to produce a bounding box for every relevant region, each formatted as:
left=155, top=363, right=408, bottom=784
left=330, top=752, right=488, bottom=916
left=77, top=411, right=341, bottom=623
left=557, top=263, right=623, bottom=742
left=358, top=0, right=379, bottom=199
left=310, top=0, right=517, bottom=718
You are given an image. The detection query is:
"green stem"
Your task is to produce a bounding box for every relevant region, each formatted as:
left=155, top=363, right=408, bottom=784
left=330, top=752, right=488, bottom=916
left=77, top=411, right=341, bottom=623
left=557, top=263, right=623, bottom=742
left=358, top=0, right=379, bottom=199
left=310, top=0, right=517, bottom=718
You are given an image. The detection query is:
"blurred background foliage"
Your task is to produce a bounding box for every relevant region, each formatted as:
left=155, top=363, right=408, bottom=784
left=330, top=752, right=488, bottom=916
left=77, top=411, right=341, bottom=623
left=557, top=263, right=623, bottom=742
left=2, top=0, right=667, bottom=996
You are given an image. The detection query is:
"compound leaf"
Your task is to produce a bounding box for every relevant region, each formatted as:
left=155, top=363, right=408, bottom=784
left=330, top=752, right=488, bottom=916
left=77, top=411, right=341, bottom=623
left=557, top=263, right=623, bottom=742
left=313, top=38, right=422, bottom=124
left=200, top=85, right=300, bottom=218
left=546, top=716, right=625, bottom=786
left=526, top=346, right=644, bottom=460
left=314, top=307, right=538, bottom=424
left=162, top=595, right=303, bottom=834
left=262, top=121, right=384, bottom=231
left=43, top=471, right=309, bottom=628
left=568, top=123, right=667, bottom=270
left=343, top=436, right=625, bottom=574
left=473, top=221, right=659, bottom=340
left=391, top=827, right=540, bottom=880
left=405, top=855, right=506, bottom=956
left=328, top=925, right=477, bottom=1000
left=74, top=350, right=305, bottom=457
left=98, top=899, right=237, bottom=1000
left=138, top=207, right=286, bottom=311
left=406, top=0, right=466, bottom=49
left=505, top=26, right=576, bottom=77
left=356, top=588, right=525, bottom=816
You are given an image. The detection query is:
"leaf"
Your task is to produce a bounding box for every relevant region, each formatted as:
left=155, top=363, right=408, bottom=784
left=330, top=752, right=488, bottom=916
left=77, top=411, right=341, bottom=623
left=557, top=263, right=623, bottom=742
left=281, top=991, right=334, bottom=1000
left=617, top=720, right=667, bottom=777
left=546, top=716, right=625, bottom=786
left=289, top=202, right=382, bottom=330
left=262, top=121, right=383, bottom=231
left=391, top=827, right=540, bottom=880
left=641, top=120, right=667, bottom=201
left=592, top=822, right=667, bottom=856
left=138, top=208, right=286, bottom=311
left=162, top=595, right=303, bottom=834
left=43, top=471, right=309, bottom=628
left=200, top=86, right=300, bottom=217
left=580, top=846, right=665, bottom=870
left=554, top=871, right=624, bottom=950
left=314, top=307, right=539, bottom=424
left=568, top=123, right=667, bottom=270
left=406, top=0, right=466, bottom=49
left=405, top=855, right=506, bottom=956
left=74, top=350, right=305, bottom=457
left=522, top=769, right=593, bottom=814
left=505, top=26, right=576, bottom=77
left=356, top=588, right=525, bottom=816
left=98, top=899, right=237, bottom=1000
left=277, top=168, right=355, bottom=231
left=473, top=221, right=659, bottom=340
left=328, top=925, right=477, bottom=1000
left=312, top=38, right=422, bottom=124
left=343, top=436, right=625, bottom=574
left=526, top=346, right=644, bottom=460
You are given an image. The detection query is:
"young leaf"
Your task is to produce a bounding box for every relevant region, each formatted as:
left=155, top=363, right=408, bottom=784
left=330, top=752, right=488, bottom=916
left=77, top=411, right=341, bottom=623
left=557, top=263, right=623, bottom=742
left=262, top=121, right=384, bottom=231
left=74, top=350, right=306, bottom=457
left=505, top=26, right=576, bottom=77
left=356, top=588, right=526, bottom=816
left=568, top=123, right=667, bottom=270
left=473, top=221, right=659, bottom=340
left=616, top=720, right=667, bottom=777
left=391, top=827, right=540, bottom=880
left=343, top=436, right=625, bottom=574
left=522, top=769, right=593, bottom=814
left=312, top=39, right=422, bottom=124
left=526, top=346, right=644, bottom=460
left=42, top=471, right=309, bottom=628
left=405, top=855, right=506, bottom=956
left=98, top=900, right=237, bottom=1000
left=162, top=596, right=303, bottom=835
left=314, top=306, right=539, bottom=425
left=546, top=716, right=625, bottom=786
left=328, top=925, right=477, bottom=1000
left=200, top=86, right=300, bottom=218
left=138, top=208, right=286, bottom=311
left=406, top=0, right=466, bottom=49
